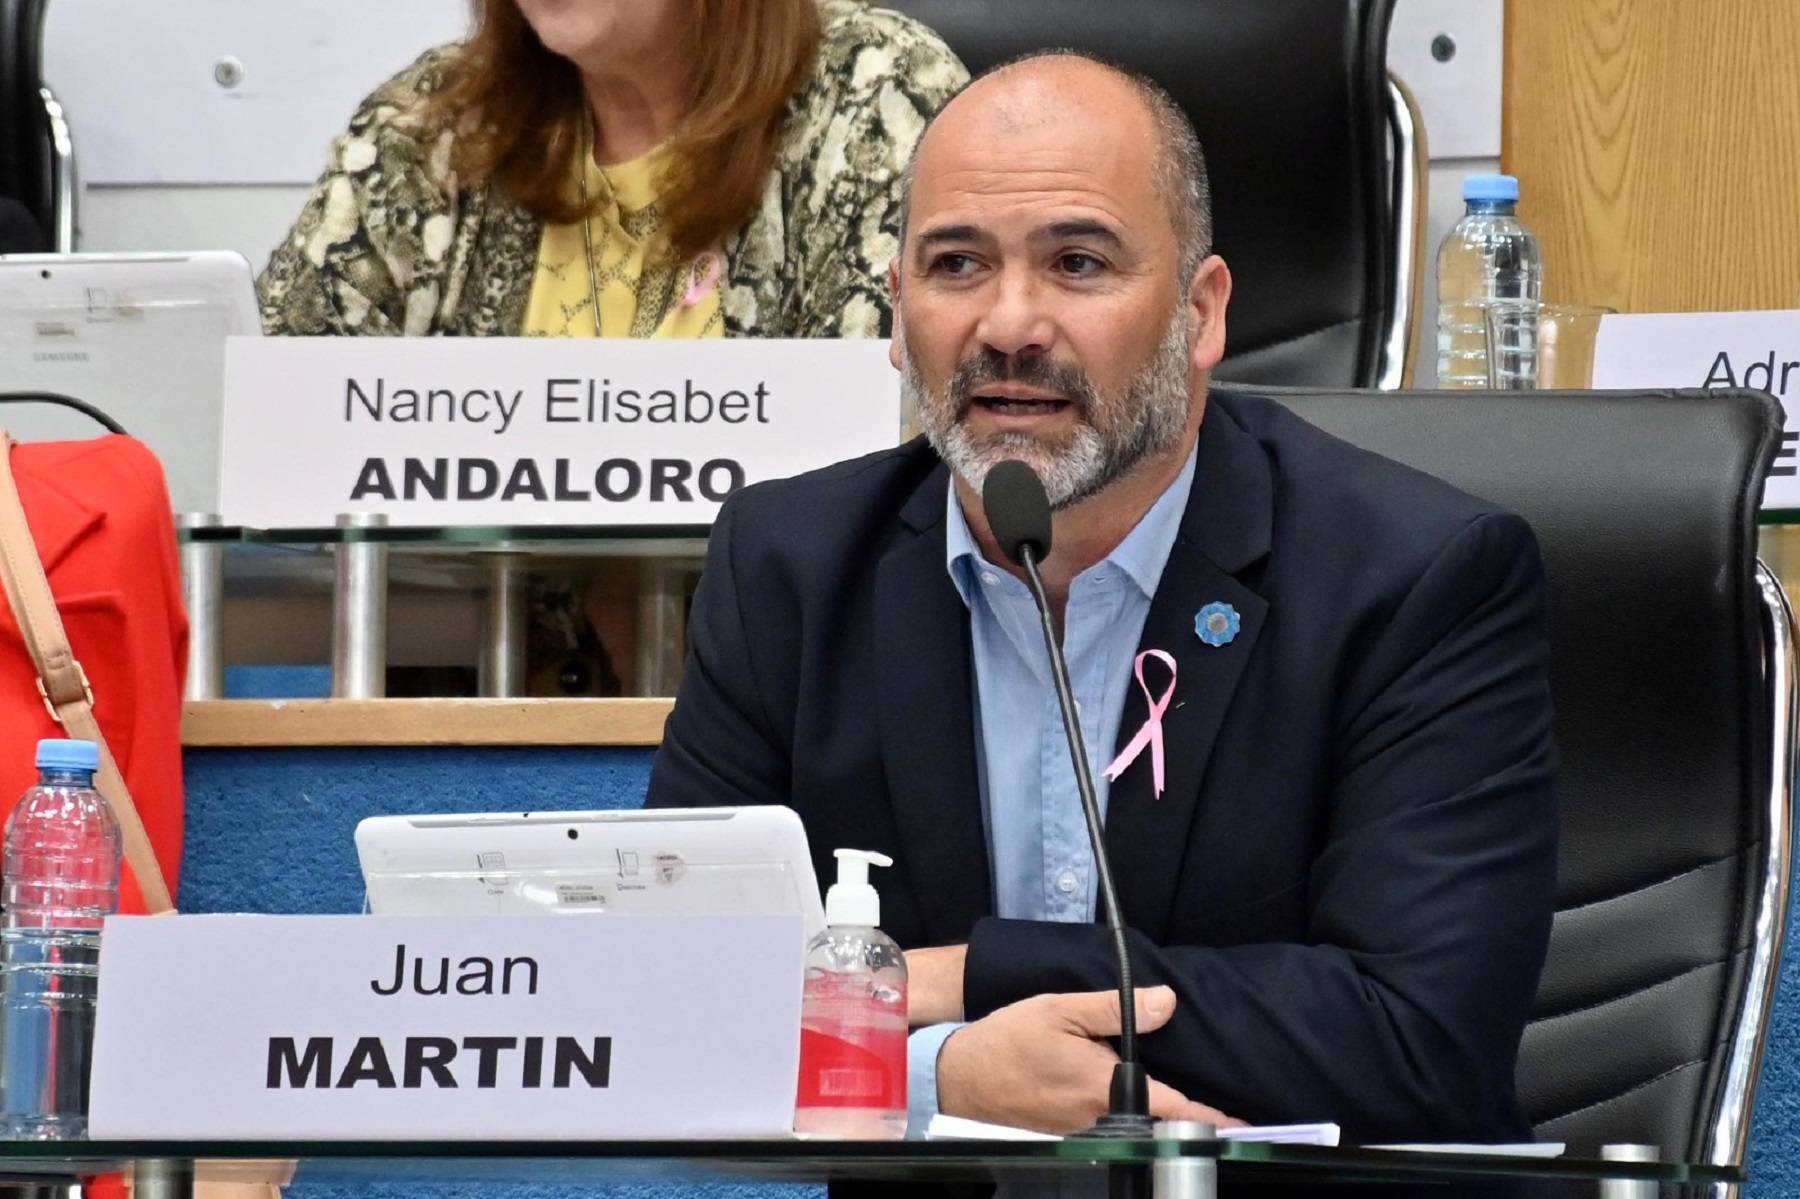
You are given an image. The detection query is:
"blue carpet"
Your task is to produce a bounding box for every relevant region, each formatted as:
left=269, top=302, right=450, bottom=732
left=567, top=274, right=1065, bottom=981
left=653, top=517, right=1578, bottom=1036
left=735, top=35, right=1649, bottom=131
left=1748, top=915, right=1800, bottom=1198
left=179, top=746, right=1800, bottom=1194
left=222, top=665, right=334, bottom=700
left=181, top=747, right=659, bottom=915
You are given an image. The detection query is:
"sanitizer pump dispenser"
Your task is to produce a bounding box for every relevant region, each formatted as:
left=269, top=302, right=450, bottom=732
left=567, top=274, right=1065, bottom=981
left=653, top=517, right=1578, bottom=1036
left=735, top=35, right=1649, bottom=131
left=793, top=849, right=908, bottom=1138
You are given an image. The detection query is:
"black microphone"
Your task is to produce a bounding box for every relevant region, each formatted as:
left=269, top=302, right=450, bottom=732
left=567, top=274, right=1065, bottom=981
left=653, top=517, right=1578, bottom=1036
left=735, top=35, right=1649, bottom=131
left=981, top=459, right=1154, bottom=1139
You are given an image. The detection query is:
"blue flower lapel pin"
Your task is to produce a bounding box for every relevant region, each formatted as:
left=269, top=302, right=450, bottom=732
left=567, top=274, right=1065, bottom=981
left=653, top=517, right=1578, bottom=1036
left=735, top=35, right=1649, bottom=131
left=1195, top=601, right=1240, bottom=647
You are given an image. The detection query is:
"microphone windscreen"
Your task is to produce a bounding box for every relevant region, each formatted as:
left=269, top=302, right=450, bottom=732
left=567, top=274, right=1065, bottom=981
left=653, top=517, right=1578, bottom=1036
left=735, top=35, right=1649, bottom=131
left=982, top=460, right=1053, bottom=566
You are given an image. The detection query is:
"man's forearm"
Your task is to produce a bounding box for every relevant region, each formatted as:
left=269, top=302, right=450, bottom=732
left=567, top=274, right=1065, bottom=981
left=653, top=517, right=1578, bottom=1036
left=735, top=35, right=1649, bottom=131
left=962, top=916, right=1545, bottom=1144
left=904, top=943, right=968, bottom=1026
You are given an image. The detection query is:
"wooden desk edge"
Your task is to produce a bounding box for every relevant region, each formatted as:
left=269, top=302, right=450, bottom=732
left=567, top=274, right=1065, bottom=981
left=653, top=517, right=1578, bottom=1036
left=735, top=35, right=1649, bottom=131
left=182, top=698, right=673, bottom=748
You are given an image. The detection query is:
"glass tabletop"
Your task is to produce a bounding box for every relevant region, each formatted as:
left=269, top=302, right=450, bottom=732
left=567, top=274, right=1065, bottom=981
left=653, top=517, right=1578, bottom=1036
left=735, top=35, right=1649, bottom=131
left=182, top=522, right=709, bottom=565
left=183, top=524, right=712, bottom=550
left=175, top=509, right=1800, bottom=547
left=0, top=1139, right=1744, bottom=1188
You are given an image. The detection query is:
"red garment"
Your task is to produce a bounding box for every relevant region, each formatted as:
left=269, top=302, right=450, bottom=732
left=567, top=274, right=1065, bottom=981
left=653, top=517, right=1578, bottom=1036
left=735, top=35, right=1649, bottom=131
left=0, top=435, right=187, bottom=911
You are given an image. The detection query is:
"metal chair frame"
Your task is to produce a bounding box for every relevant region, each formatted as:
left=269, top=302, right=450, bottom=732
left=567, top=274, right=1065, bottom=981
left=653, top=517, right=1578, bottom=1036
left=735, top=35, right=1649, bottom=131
left=1377, top=72, right=1427, bottom=389
left=1705, top=563, right=1799, bottom=1188
left=39, top=82, right=74, bottom=251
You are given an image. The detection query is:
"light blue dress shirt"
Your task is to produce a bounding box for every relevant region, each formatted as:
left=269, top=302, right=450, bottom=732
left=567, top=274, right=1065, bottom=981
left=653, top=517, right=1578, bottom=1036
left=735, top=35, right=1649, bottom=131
left=906, top=446, right=1198, bottom=1135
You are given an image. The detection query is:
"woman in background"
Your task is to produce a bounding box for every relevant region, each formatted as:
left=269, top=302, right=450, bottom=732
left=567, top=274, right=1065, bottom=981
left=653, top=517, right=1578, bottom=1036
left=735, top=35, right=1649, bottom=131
left=259, top=0, right=965, bottom=340
left=259, top=0, right=964, bottom=696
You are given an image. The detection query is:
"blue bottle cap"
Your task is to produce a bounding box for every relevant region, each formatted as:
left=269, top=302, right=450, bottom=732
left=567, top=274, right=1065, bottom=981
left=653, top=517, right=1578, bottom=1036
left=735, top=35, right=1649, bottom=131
left=36, top=738, right=99, bottom=772
left=1463, top=174, right=1520, bottom=203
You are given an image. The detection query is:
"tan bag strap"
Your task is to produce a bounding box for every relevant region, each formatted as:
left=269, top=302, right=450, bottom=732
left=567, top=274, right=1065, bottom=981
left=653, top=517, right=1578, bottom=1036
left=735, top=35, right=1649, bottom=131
left=0, top=432, right=174, bottom=914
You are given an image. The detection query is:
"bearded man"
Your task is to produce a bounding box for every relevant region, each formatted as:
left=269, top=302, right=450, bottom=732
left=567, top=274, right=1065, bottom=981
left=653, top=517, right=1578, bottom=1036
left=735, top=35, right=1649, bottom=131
left=646, top=52, right=1558, bottom=1146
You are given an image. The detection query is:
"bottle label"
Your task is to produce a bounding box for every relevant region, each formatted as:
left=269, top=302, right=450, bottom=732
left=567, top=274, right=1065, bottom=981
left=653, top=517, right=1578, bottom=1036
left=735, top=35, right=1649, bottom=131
left=795, top=1023, right=905, bottom=1109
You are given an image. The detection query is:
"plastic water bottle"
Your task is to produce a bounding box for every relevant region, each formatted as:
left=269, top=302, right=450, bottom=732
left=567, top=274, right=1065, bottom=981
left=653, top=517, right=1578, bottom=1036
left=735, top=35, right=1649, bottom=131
left=0, top=739, right=120, bottom=1139
left=1436, top=174, right=1544, bottom=388
left=794, top=849, right=907, bottom=1139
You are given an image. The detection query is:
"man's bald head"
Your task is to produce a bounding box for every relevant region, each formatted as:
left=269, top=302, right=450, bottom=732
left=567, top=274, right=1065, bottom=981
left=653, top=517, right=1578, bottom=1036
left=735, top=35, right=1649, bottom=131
left=900, top=51, right=1213, bottom=283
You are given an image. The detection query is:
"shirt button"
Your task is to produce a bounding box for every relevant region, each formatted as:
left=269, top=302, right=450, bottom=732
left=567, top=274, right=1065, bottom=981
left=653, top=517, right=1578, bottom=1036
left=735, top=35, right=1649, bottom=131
left=1057, top=872, right=1078, bottom=894
left=981, top=571, right=1000, bottom=586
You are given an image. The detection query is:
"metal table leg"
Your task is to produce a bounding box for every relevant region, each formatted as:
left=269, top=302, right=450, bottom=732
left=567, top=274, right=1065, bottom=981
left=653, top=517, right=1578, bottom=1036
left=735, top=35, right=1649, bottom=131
left=1152, top=1120, right=1215, bottom=1199
left=635, top=559, right=687, bottom=697
left=177, top=513, right=224, bottom=701
left=133, top=1159, right=193, bottom=1199
left=332, top=512, right=388, bottom=699
left=1600, top=1143, right=1659, bottom=1199
left=478, top=555, right=528, bottom=698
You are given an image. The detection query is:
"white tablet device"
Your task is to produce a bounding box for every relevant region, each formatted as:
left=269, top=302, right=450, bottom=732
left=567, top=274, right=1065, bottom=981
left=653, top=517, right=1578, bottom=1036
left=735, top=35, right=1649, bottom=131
left=354, top=806, right=827, bottom=940
left=0, top=250, right=260, bottom=515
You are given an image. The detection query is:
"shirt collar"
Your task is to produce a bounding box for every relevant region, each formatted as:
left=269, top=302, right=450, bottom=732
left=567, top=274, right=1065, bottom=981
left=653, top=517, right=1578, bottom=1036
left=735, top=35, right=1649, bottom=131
left=944, top=440, right=1199, bottom=606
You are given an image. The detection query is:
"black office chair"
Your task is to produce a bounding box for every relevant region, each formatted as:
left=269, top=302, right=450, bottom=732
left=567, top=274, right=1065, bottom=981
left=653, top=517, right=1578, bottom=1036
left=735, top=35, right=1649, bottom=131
left=1260, top=385, right=1792, bottom=1168
left=885, top=0, right=1422, bottom=390
left=0, top=0, right=73, bottom=252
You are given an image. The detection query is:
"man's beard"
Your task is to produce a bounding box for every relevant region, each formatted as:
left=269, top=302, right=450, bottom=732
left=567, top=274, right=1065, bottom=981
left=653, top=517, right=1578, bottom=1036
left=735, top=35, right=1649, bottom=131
left=902, top=307, right=1194, bottom=510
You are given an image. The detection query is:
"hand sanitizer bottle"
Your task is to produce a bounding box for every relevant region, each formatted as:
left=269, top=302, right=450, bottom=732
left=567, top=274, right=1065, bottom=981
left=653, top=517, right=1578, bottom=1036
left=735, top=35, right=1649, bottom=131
left=794, top=849, right=907, bottom=1139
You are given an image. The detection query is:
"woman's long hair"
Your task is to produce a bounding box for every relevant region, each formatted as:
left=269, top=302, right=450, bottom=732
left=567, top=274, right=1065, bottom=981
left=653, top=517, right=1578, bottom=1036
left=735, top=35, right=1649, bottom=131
left=431, top=0, right=821, bottom=262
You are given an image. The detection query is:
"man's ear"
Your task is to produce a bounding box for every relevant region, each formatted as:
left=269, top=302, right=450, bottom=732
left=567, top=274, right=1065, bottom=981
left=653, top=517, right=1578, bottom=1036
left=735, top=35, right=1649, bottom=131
left=1187, top=255, right=1232, bottom=374
left=888, top=256, right=903, bottom=371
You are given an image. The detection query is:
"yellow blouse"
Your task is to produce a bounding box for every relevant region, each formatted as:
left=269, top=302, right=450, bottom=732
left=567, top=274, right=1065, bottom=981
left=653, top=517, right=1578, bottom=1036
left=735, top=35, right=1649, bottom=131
left=522, top=147, right=724, bottom=339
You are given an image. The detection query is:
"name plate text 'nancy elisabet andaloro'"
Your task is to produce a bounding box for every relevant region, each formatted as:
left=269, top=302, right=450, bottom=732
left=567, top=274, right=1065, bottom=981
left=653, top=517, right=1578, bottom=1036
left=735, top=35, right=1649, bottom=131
left=219, top=337, right=901, bottom=528
left=87, top=913, right=804, bottom=1139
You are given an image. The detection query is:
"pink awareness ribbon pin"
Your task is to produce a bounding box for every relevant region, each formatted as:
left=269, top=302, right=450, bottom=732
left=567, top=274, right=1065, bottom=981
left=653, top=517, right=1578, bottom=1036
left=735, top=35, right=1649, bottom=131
left=1103, top=649, right=1177, bottom=798
left=680, top=252, right=724, bottom=309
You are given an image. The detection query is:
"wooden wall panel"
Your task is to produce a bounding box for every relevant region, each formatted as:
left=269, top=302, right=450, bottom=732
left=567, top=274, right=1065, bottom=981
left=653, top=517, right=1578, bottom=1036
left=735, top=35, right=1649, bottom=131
left=1504, top=0, right=1800, bottom=313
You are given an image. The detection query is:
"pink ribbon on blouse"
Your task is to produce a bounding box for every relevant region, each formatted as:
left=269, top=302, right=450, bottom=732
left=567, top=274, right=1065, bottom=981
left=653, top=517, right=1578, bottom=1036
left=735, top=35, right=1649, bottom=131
left=1102, top=649, right=1177, bottom=798
left=681, top=252, right=724, bottom=309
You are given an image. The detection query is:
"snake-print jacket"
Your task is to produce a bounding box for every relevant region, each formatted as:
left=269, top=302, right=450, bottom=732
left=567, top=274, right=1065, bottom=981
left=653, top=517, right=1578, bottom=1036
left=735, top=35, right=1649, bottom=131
left=257, top=1, right=967, bottom=339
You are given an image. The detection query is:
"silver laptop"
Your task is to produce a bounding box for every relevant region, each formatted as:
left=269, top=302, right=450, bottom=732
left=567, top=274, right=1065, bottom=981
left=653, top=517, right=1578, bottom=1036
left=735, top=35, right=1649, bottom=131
left=0, top=250, right=260, bottom=515
left=355, top=806, right=827, bottom=940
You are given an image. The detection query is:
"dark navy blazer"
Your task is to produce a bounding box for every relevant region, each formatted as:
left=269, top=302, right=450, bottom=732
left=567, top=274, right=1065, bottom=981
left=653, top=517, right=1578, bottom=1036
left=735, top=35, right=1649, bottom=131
left=647, top=389, right=1558, bottom=1144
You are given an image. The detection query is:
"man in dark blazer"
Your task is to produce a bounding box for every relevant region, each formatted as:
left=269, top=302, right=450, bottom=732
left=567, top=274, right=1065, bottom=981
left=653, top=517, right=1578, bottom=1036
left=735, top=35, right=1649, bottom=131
left=647, top=52, right=1557, bottom=1145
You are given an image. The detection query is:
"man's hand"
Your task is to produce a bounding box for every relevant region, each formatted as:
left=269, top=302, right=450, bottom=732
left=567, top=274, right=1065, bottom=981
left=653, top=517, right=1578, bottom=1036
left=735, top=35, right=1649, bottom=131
left=905, top=944, right=968, bottom=1027
left=936, top=985, right=1241, bottom=1134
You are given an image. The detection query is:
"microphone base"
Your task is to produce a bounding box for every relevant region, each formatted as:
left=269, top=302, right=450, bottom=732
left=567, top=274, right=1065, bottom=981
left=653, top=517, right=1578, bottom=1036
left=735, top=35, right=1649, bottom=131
left=1075, top=1112, right=1158, bottom=1139
left=1071, top=1062, right=1155, bottom=1139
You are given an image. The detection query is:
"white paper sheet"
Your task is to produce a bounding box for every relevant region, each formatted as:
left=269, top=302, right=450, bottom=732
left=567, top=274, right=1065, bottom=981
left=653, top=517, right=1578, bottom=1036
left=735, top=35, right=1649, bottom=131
left=925, top=1114, right=1341, bottom=1146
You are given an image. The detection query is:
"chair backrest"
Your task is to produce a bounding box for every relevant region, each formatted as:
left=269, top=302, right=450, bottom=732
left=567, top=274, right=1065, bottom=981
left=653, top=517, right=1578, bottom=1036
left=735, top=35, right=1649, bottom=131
left=0, top=0, right=52, bottom=244
left=883, top=0, right=1398, bottom=388
left=1262, top=385, right=1787, bottom=1162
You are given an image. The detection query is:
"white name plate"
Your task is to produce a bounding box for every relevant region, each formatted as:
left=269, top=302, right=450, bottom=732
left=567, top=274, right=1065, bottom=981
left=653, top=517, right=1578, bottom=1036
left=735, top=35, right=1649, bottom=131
left=220, top=337, right=902, bottom=528
left=1592, top=309, right=1800, bottom=508
left=89, top=913, right=804, bottom=1140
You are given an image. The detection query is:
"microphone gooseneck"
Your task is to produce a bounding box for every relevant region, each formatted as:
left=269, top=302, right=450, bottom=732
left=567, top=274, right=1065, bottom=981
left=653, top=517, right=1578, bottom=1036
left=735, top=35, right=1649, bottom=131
left=980, top=461, right=1152, bottom=1138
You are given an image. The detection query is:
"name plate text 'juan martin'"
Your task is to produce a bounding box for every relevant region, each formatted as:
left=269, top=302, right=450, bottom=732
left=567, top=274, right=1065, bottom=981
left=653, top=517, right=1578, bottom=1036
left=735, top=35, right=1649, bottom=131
left=88, top=913, right=804, bottom=1139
